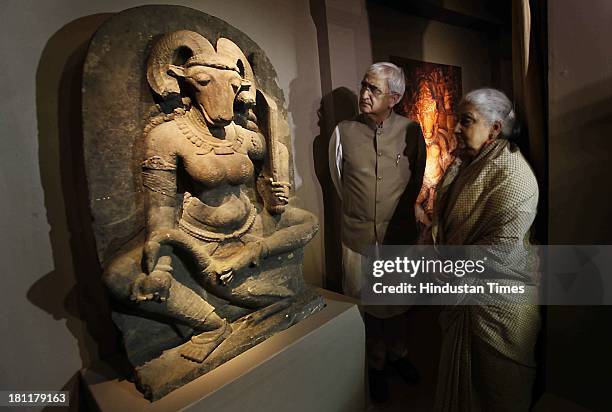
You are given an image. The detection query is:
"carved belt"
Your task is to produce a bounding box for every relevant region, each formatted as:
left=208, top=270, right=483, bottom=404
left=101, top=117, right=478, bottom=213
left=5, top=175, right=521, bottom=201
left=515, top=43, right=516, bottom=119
left=178, top=197, right=257, bottom=242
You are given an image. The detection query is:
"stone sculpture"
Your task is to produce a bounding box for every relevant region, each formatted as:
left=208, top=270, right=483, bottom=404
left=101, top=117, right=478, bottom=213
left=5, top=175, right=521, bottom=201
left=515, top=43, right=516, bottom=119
left=83, top=8, right=322, bottom=401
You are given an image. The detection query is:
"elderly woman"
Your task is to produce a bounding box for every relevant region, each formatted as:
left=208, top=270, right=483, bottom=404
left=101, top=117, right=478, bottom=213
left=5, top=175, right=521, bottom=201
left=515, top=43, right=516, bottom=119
left=431, top=88, right=540, bottom=411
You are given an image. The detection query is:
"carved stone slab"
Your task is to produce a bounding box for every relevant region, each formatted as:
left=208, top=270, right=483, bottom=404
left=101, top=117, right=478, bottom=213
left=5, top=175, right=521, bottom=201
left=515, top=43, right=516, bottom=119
left=83, top=5, right=292, bottom=263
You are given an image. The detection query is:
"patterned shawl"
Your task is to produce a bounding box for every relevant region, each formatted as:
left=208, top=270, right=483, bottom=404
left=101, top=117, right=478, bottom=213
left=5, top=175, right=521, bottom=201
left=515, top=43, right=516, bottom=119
left=431, top=138, right=541, bottom=412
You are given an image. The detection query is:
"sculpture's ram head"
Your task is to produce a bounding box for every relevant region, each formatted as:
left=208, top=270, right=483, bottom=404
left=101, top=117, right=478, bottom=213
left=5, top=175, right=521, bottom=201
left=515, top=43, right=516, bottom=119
left=147, top=30, right=256, bottom=127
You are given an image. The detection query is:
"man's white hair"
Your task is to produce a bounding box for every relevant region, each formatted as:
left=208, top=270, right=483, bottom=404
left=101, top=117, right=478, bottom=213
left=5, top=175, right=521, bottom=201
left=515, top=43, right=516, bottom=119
left=366, top=62, right=406, bottom=97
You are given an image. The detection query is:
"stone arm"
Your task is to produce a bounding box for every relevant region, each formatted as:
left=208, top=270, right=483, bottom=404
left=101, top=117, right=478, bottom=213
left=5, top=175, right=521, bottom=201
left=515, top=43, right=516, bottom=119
left=141, top=126, right=182, bottom=270
left=101, top=123, right=183, bottom=304
left=135, top=124, right=219, bottom=299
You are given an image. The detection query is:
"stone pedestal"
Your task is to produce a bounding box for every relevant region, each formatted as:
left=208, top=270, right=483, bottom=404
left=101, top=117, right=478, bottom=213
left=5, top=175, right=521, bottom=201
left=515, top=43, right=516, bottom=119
left=81, top=289, right=365, bottom=412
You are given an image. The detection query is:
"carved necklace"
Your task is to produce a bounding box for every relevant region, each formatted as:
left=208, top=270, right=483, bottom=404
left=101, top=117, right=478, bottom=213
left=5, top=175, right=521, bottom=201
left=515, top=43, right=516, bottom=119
left=176, top=108, right=244, bottom=155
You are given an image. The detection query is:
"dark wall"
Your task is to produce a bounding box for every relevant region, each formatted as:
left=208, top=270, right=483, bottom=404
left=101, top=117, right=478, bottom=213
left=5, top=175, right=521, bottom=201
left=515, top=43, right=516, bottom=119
left=367, top=0, right=513, bottom=97
left=545, top=0, right=612, bottom=410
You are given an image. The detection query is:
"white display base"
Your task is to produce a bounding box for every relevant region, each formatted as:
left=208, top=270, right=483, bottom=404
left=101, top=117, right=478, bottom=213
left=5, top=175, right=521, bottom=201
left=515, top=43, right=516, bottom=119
left=81, top=289, right=365, bottom=412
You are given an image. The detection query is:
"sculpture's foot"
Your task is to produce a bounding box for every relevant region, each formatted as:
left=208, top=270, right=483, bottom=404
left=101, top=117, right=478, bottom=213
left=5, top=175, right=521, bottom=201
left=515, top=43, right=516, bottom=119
left=135, top=288, right=325, bottom=401
left=180, top=321, right=232, bottom=363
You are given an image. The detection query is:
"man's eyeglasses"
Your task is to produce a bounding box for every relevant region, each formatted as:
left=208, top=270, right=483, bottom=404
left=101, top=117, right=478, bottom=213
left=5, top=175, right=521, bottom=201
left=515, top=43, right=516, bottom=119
left=360, top=81, right=390, bottom=98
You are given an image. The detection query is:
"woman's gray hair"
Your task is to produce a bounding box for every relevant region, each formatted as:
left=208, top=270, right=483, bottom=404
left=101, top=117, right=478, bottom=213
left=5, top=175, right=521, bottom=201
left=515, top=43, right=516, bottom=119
left=463, top=88, right=517, bottom=138
left=367, top=62, right=405, bottom=97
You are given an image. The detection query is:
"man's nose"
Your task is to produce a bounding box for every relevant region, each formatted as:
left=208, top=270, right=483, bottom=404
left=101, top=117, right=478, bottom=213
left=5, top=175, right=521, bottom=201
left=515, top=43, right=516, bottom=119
left=454, top=122, right=461, bottom=134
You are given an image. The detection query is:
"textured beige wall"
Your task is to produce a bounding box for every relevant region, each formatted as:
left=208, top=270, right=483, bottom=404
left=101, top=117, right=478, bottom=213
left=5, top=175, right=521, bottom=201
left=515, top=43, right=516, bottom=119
left=0, top=0, right=324, bottom=406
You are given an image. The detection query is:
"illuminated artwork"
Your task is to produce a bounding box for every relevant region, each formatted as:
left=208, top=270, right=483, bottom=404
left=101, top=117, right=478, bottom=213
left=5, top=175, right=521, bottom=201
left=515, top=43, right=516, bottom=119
left=391, top=57, right=461, bottom=240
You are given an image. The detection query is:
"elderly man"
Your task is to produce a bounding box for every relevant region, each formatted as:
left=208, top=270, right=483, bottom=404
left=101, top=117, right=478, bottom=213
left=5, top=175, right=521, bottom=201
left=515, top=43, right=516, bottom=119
left=329, top=62, right=426, bottom=401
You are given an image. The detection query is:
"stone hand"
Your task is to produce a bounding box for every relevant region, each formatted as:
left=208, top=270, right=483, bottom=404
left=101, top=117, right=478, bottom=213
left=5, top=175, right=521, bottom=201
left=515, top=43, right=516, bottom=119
left=232, top=241, right=265, bottom=271
left=208, top=241, right=265, bottom=286
left=131, top=255, right=173, bottom=302
left=143, top=229, right=179, bottom=273
left=268, top=178, right=290, bottom=205
left=204, top=259, right=234, bottom=286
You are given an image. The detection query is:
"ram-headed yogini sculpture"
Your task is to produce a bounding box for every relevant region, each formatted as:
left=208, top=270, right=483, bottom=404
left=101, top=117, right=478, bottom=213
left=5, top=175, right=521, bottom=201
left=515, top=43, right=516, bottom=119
left=97, top=29, right=323, bottom=400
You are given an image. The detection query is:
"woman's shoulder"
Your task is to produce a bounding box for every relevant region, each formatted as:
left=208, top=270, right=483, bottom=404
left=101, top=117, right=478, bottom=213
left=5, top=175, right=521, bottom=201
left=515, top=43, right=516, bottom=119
left=489, top=141, right=538, bottom=194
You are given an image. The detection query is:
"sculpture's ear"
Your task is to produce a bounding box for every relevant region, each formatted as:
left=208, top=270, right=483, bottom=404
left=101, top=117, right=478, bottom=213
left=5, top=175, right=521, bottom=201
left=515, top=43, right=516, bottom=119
left=167, top=64, right=185, bottom=78
left=147, top=30, right=214, bottom=98
left=217, top=38, right=256, bottom=105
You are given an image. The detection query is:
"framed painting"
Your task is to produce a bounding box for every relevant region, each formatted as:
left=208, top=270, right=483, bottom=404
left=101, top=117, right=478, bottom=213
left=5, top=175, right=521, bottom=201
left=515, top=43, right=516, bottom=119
left=391, top=56, right=462, bottom=237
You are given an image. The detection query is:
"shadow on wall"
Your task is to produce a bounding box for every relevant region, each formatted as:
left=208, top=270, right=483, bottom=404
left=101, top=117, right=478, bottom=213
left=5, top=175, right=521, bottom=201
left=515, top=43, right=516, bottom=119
left=287, top=21, right=326, bottom=286
left=366, top=0, right=427, bottom=65
left=313, top=87, right=358, bottom=292
left=29, top=13, right=125, bottom=411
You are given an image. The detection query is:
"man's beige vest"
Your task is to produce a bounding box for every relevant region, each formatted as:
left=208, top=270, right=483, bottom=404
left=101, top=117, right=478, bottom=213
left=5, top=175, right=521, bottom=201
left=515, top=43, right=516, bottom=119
left=338, top=112, right=425, bottom=253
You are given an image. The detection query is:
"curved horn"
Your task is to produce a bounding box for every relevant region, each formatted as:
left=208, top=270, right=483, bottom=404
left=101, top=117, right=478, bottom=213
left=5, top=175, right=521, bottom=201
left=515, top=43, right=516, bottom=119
left=146, top=30, right=215, bottom=98
left=216, top=38, right=256, bottom=105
